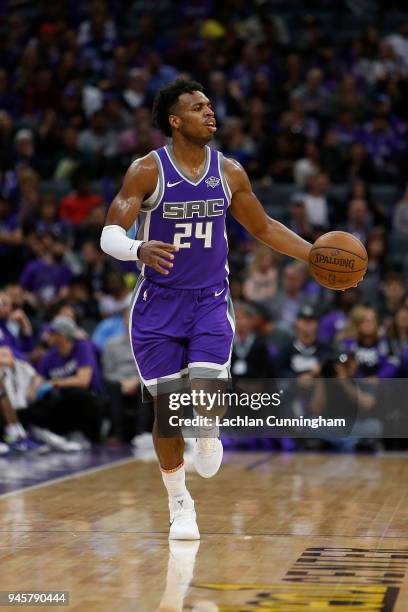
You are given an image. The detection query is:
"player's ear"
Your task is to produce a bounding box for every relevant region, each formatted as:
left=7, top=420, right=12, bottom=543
left=169, top=114, right=180, bottom=131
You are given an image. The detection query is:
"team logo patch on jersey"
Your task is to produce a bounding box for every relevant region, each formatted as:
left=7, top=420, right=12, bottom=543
left=205, top=176, right=220, bottom=188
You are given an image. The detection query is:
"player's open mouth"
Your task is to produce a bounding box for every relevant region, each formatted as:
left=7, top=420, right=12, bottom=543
left=205, top=121, right=217, bottom=131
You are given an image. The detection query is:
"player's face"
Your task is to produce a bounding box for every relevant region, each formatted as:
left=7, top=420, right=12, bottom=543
left=170, top=91, right=216, bottom=144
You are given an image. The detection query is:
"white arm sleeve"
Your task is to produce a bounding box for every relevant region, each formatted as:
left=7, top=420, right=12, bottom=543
left=100, top=225, right=144, bottom=261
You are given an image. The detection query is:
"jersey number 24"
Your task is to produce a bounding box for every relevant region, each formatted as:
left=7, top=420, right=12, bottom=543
left=173, top=222, right=213, bottom=248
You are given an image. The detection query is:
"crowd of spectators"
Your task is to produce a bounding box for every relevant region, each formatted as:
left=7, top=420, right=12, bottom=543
left=1, top=0, right=408, bottom=454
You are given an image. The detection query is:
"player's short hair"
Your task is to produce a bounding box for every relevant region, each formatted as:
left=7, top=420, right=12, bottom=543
left=152, top=78, right=204, bottom=137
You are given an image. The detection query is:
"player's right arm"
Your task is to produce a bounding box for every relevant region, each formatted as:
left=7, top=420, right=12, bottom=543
left=101, top=154, right=178, bottom=275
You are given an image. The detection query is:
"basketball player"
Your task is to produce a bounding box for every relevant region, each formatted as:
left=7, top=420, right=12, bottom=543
left=101, top=79, right=312, bottom=540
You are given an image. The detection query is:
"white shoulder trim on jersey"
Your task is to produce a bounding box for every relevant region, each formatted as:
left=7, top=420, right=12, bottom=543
left=141, top=150, right=165, bottom=212
left=218, top=152, right=232, bottom=205
left=143, top=176, right=159, bottom=206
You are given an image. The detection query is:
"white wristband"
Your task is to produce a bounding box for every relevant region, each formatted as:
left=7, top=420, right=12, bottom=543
left=100, top=225, right=145, bottom=261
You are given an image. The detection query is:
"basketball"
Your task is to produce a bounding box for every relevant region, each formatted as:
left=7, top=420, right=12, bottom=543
left=309, top=231, right=368, bottom=290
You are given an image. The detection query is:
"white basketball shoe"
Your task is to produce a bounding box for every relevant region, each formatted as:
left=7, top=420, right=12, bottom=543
left=169, top=496, right=200, bottom=541
left=193, top=433, right=223, bottom=478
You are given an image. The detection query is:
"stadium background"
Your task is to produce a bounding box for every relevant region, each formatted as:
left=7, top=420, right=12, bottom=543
left=1, top=0, right=408, bottom=453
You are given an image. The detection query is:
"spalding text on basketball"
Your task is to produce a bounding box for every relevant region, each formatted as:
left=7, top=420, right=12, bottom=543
left=314, top=253, right=355, bottom=269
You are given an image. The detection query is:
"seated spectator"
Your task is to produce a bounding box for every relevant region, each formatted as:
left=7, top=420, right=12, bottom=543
left=292, top=68, right=329, bottom=117
left=78, top=110, right=118, bottom=160
left=219, top=117, right=254, bottom=168
left=289, top=194, right=313, bottom=241
left=360, top=112, right=403, bottom=181
left=377, top=272, right=406, bottom=328
left=347, top=179, right=387, bottom=227
left=123, top=68, right=149, bottom=111
left=118, top=106, right=164, bottom=157
left=331, top=110, right=359, bottom=150
left=242, top=245, right=280, bottom=303
left=35, top=194, right=71, bottom=242
left=145, top=51, right=179, bottom=98
left=102, top=91, right=132, bottom=132
left=102, top=308, right=139, bottom=396
left=339, top=306, right=399, bottom=378
left=318, top=288, right=360, bottom=346
left=98, top=269, right=132, bottom=318
left=293, top=141, right=321, bottom=188
left=0, top=346, right=48, bottom=453
left=19, top=232, right=74, bottom=307
left=287, top=96, right=320, bottom=141
left=231, top=301, right=274, bottom=378
left=81, top=239, right=116, bottom=297
left=35, top=316, right=104, bottom=444
left=393, top=185, right=408, bottom=235
left=389, top=305, right=408, bottom=357
left=385, top=21, right=408, bottom=74
left=0, top=290, right=34, bottom=357
left=207, top=70, right=243, bottom=124
left=345, top=142, right=378, bottom=184
left=340, top=197, right=372, bottom=244
left=276, top=305, right=330, bottom=378
left=53, top=127, right=85, bottom=181
left=265, top=262, right=315, bottom=330
left=300, top=173, right=331, bottom=230
left=258, top=107, right=306, bottom=183
left=13, top=129, right=37, bottom=172
left=16, top=167, right=40, bottom=222
left=358, top=228, right=388, bottom=308
left=320, top=130, right=344, bottom=184
left=329, top=75, right=366, bottom=120
left=310, top=352, right=383, bottom=452
left=60, top=169, right=103, bottom=225
left=102, top=308, right=150, bottom=442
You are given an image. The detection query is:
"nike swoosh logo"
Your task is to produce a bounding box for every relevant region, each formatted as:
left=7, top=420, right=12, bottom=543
left=167, top=180, right=183, bottom=188
left=215, top=288, right=225, bottom=297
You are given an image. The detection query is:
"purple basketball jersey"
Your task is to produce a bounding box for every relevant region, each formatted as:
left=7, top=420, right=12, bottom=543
left=136, top=145, right=231, bottom=289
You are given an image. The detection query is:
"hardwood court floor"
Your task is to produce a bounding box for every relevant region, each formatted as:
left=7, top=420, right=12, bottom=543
left=1, top=452, right=408, bottom=611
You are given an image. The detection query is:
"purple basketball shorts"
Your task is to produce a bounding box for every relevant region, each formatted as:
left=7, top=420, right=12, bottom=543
left=129, top=276, right=235, bottom=397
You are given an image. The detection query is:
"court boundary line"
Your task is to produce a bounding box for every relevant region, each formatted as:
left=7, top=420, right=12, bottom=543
left=0, top=456, right=137, bottom=500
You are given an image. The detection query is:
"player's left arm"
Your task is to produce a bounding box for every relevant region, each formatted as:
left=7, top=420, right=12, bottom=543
left=225, top=158, right=312, bottom=263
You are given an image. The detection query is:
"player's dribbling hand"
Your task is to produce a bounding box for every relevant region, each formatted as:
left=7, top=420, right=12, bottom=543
left=139, top=241, right=179, bottom=275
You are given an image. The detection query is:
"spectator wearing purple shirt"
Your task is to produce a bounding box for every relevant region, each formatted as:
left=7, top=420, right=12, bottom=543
left=318, top=288, right=360, bottom=345
left=19, top=233, right=73, bottom=305
left=35, top=316, right=103, bottom=442
left=331, top=110, right=360, bottom=149
left=339, top=307, right=399, bottom=378
left=360, top=113, right=403, bottom=181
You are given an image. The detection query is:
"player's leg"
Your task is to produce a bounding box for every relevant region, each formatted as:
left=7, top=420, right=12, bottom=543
left=188, top=281, right=235, bottom=478
left=152, top=394, right=199, bottom=540
left=129, top=278, right=199, bottom=539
